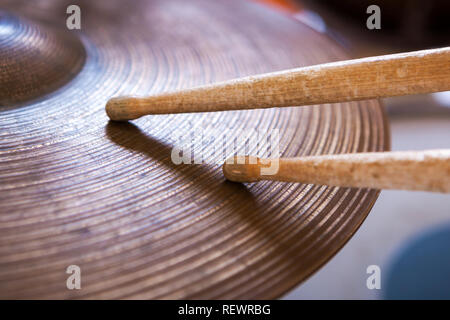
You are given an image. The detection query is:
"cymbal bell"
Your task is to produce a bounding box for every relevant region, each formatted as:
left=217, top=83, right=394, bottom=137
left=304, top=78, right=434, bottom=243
left=0, top=10, right=85, bottom=105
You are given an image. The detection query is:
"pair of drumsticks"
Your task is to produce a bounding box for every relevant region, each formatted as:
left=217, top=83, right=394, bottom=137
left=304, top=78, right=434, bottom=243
left=106, top=48, right=450, bottom=193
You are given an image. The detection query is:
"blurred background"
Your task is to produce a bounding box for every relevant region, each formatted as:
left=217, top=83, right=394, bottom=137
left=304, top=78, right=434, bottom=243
left=254, top=0, right=450, bottom=299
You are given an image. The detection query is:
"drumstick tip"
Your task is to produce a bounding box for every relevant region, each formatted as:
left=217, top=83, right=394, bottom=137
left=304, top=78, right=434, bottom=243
left=106, top=96, right=143, bottom=121
left=223, top=156, right=262, bottom=182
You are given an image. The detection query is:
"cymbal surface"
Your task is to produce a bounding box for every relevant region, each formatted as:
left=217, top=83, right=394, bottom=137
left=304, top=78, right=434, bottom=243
left=0, top=0, right=389, bottom=299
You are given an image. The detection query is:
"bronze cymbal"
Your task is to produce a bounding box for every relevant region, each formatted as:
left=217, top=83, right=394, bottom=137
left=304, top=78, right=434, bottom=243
left=0, top=0, right=389, bottom=299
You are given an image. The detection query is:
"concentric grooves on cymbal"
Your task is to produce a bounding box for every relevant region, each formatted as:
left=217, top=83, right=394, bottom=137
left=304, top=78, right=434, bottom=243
left=0, top=10, right=85, bottom=105
left=0, top=0, right=389, bottom=299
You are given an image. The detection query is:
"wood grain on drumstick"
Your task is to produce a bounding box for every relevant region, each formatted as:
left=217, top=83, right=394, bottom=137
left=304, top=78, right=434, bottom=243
left=222, top=150, right=450, bottom=193
left=106, top=47, right=450, bottom=120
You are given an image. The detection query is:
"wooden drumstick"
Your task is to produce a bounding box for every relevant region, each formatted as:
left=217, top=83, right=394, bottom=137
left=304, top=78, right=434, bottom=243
left=106, top=47, right=450, bottom=120
left=222, top=150, right=450, bottom=193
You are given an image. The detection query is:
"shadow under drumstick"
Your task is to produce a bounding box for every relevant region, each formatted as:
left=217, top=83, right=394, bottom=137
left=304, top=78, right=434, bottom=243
left=105, top=120, right=263, bottom=216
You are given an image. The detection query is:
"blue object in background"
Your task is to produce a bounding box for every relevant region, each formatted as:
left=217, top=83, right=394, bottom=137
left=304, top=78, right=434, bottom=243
left=384, top=224, right=450, bottom=299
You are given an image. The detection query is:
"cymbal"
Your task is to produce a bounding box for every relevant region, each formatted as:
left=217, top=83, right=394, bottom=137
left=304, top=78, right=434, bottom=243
left=0, top=0, right=389, bottom=299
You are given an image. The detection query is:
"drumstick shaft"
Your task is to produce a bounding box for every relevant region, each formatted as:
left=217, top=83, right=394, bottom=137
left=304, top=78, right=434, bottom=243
left=222, top=150, right=450, bottom=193
left=106, top=47, right=450, bottom=120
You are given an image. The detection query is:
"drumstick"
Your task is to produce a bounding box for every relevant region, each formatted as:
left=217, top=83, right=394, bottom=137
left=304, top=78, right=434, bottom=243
left=222, top=150, right=450, bottom=193
left=106, top=47, right=450, bottom=120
